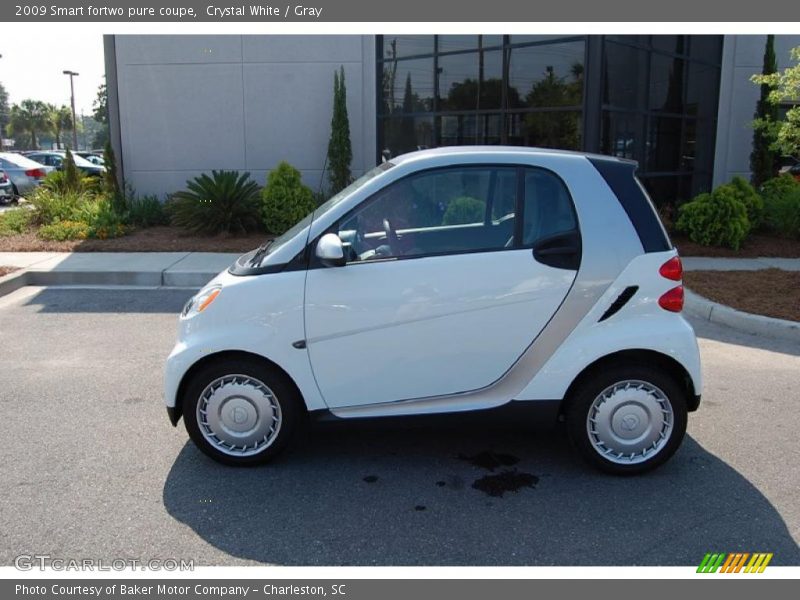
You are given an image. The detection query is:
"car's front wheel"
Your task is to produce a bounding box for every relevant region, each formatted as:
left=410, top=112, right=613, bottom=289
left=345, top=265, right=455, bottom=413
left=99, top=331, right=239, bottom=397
left=182, top=357, right=302, bottom=466
left=565, top=364, right=688, bottom=475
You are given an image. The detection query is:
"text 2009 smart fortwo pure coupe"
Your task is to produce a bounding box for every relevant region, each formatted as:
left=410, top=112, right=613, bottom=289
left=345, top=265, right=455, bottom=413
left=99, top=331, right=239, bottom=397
left=164, top=147, right=702, bottom=475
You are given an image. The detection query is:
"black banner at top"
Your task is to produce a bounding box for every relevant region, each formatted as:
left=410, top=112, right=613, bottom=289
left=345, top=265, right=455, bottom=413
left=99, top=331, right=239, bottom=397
left=3, top=0, right=800, bottom=22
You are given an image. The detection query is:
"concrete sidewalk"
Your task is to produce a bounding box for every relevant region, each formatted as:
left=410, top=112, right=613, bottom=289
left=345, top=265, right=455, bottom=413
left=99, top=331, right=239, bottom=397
left=0, top=251, right=240, bottom=288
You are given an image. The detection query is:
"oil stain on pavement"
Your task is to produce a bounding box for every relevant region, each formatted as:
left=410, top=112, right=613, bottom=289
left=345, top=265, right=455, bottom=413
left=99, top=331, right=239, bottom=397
left=456, top=451, right=539, bottom=497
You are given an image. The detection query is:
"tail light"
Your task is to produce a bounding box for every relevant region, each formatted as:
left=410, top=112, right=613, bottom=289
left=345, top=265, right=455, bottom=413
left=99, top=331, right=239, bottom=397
left=659, top=256, right=683, bottom=281
left=659, top=285, right=684, bottom=312
left=25, top=168, right=47, bottom=179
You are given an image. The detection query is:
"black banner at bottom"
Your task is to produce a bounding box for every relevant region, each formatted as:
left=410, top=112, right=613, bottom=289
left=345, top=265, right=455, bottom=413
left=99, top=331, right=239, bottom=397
left=3, top=579, right=795, bottom=600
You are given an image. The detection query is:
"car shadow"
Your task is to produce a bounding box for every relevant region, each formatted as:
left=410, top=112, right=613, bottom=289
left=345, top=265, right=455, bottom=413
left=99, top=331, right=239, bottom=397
left=21, top=287, right=193, bottom=314
left=162, top=419, right=800, bottom=566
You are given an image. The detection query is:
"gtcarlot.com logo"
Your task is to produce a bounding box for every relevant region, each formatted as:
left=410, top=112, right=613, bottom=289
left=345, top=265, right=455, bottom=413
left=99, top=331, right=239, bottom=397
left=697, top=552, right=773, bottom=573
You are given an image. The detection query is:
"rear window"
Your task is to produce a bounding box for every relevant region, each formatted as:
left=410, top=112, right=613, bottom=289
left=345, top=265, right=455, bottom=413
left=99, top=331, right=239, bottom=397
left=0, top=153, right=47, bottom=169
left=588, top=157, right=671, bottom=253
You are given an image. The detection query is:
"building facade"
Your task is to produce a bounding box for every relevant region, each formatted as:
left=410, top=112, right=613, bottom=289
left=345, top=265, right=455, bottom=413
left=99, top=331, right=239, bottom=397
left=106, top=34, right=800, bottom=205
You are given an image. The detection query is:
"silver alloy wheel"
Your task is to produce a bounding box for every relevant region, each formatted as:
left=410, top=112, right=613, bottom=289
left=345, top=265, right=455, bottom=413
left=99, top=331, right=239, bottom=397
left=586, top=379, right=673, bottom=465
left=196, top=374, right=282, bottom=457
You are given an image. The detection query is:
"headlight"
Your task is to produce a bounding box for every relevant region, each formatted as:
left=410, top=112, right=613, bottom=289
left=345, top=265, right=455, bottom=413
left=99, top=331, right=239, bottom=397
left=182, top=285, right=222, bottom=317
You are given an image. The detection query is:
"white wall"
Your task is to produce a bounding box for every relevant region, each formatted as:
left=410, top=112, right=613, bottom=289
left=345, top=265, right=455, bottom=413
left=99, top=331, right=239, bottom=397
left=114, top=35, right=377, bottom=197
left=713, top=34, right=800, bottom=186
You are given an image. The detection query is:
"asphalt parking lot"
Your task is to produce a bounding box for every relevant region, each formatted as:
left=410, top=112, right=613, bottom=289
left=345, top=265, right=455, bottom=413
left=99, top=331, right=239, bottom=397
left=0, top=286, right=798, bottom=566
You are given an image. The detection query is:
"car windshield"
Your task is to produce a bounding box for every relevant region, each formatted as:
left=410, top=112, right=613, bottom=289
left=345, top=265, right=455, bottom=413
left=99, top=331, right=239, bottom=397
left=64, top=153, right=97, bottom=168
left=252, top=162, right=394, bottom=265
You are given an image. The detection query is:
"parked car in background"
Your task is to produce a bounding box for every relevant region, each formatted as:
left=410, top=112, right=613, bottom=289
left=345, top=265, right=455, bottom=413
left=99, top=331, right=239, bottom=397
left=0, top=170, right=16, bottom=204
left=75, top=151, right=105, bottom=166
left=26, top=151, right=106, bottom=178
left=165, top=147, right=702, bottom=475
left=0, top=152, right=52, bottom=198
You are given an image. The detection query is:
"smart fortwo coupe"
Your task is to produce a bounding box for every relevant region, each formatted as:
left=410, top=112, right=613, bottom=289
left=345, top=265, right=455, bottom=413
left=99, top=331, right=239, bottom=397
left=164, top=147, right=702, bottom=475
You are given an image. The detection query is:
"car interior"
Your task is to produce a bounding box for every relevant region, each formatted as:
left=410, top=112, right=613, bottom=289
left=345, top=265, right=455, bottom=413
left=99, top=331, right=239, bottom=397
left=336, top=166, right=579, bottom=265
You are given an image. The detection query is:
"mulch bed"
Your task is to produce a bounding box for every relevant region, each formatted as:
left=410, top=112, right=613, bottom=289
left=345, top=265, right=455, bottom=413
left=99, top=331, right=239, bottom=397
left=673, top=234, right=800, bottom=258
left=0, top=226, right=268, bottom=253
left=0, top=266, right=19, bottom=277
left=684, top=269, right=800, bottom=322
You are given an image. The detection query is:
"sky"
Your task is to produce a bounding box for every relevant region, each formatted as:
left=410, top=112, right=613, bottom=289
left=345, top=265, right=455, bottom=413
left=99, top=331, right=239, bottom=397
left=0, top=33, right=105, bottom=116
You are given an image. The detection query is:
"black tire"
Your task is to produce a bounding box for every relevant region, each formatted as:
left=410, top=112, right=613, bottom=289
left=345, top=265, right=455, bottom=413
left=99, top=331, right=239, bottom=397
left=182, top=357, right=303, bottom=466
left=565, top=364, right=688, bottom=475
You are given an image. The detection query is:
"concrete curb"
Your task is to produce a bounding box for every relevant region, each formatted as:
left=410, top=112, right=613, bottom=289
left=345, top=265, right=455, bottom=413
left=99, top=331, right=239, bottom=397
left=685, top=288, right=800, bottom=343
left=0, top=268, right=217, bottom=299
left=0, top=269, right=29, bottom=298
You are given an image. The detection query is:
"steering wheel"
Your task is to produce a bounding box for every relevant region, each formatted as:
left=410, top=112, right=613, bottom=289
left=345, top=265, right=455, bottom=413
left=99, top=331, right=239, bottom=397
left=383, top=218, right=399, bottom=248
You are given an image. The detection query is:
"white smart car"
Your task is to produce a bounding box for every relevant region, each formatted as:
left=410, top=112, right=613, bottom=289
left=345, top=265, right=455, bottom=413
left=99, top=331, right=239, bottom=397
left=164, top=147, right=702, bottom=474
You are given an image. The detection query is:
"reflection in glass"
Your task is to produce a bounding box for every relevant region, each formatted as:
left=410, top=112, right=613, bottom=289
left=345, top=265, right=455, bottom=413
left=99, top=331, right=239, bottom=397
left=381, top=116, right=435, bottom=156
left=437, top=35, right=503, bottom=53
left=437, top=51, right=503, bottom=111
left=439, top=114, right=502, bottom=146
left=508, top=42, right=585, bottom=109
left=649, top=54, right=685, bottom=113
left=601, top=111, right=643, bottom=161
left=380, top=58, right=434, bottom=115
left=382, top=35, right=434, bottom=59
left=602, top=42, right=648, bottom=109
left=507, top=111, right=581, bottom=150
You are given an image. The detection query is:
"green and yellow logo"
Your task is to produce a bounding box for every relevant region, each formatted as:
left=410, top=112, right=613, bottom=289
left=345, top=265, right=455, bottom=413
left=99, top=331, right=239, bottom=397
left=697, top=552, right=773, bottom=573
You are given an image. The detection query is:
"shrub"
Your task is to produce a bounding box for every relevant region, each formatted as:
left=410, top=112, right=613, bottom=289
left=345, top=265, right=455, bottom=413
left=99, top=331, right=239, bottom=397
left=327, top=66, right=353, bottom=195
left=676, top=187, right=751, bottom=249
left=170, top=170, right=261, bottom=235
left=38, top=220, right=90, bottom=241
left=261, top=162, right=315, bottom=235
left=442, top=197, right=485, bottom=225
left=761, top=175, right=800, bottom=238
left=74, top=197, right=129, bottom=239
left=760, top=173, right=800, bottom=205
left=29, top=187, right=86, bottom=225
left=63, top=148, right=82, bottom=191
left=0, top=208, right=33, bottom=236
left=40, top=169, right=97, bottom=195
left=728, top=176, right=764, bottom=229
left=127, top=195, right=168, bottom=228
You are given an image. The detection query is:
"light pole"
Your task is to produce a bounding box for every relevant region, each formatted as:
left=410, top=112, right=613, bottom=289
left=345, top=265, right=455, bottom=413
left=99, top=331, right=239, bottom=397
left=62, top=70, right=79, bottom=150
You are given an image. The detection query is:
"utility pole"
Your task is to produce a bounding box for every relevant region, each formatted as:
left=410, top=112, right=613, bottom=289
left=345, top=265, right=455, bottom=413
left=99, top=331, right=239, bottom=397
left=62, top=70, right=79, bottom=150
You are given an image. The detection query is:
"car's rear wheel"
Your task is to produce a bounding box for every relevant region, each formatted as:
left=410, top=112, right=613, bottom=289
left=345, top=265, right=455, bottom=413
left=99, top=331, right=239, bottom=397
left=182, top=357, right=302, bottom=466
left=565, top=364, right=688, bottom=475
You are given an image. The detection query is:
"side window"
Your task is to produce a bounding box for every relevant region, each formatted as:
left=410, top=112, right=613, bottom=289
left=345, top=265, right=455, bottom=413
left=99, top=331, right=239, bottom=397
left=338, top=166, right=517, bottom=262
left=523, top=169, right=577, bottom=246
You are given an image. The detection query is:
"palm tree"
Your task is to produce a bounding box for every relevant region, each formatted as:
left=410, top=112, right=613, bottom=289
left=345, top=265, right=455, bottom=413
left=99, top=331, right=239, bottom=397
left=6, top=100, right=52, bottom=150
left=48, top=104, right=74, bottom=149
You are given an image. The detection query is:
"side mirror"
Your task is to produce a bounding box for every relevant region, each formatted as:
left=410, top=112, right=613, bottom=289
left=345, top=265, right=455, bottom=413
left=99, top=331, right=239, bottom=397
left=316, top=233, right=346, bottom=267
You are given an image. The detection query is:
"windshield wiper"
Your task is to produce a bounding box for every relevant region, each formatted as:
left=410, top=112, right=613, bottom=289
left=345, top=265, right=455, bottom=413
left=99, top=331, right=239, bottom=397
left=248, top=239, right=274, bottom=267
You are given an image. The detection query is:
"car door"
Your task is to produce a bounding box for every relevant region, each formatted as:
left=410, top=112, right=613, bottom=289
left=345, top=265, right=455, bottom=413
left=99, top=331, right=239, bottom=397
left=304, top=164, right=581, bottom=409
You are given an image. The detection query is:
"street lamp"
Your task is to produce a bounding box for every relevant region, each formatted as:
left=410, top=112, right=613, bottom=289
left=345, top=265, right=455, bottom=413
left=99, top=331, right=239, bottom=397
left=62, top=70, right=79, bottom=150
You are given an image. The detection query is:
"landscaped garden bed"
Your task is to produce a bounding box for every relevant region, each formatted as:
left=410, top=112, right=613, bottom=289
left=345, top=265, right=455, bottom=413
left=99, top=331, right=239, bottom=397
left=674, top=233, right=800, bottom=258
left=0, top=226, right=266, bottom=253
left=684, top=269, right=800, bottom=322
